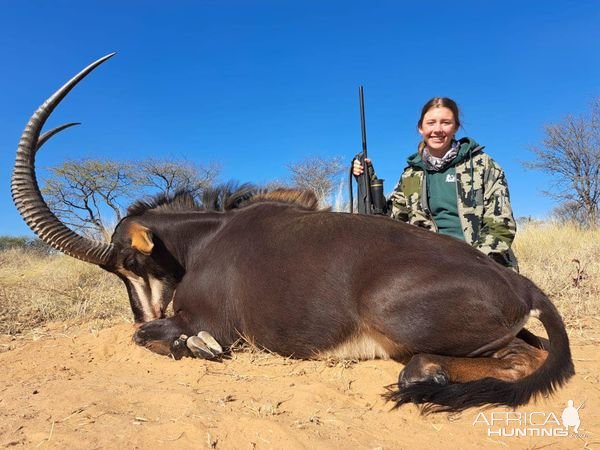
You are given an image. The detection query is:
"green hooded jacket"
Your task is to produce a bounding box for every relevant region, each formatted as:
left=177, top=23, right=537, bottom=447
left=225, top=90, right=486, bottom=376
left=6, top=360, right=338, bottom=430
left=385, top=137, right=519, bottom=270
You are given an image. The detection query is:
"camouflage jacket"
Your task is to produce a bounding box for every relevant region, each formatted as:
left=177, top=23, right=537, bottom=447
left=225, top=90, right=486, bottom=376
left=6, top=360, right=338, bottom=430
left=386, top=138, right=519, bottom=270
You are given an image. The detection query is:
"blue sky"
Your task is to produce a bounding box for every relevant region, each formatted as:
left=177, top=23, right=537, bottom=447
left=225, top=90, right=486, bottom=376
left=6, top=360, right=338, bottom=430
left=1, top=0, right=599, bottom=236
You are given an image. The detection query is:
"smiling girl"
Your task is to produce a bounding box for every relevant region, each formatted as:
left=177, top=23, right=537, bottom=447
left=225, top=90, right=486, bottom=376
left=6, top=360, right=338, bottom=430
left=353, top=97, right=519, bottom=270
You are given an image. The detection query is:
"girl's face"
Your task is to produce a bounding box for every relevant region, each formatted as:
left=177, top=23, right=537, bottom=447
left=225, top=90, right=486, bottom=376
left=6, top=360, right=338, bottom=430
left=418, top=107, right=458, bottom=156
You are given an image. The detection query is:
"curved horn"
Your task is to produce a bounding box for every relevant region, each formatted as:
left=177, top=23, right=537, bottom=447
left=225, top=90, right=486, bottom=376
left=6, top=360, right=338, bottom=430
left=11, top=122, right=81, bottom=202
left=11, top=53, right=118, bottom=266
left=36, top=122, right=81, bottom=154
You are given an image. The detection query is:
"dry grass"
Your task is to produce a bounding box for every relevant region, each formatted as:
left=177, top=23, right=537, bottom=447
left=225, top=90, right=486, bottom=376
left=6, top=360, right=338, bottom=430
left=514, top=223, right=600, bottom=342
left=1, top=223, right=599, bottom=343
left=0, top=248, right=130, bottom=335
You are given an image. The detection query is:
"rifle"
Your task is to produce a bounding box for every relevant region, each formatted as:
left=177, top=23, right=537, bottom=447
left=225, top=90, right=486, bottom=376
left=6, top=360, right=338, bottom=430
left=349, top=86, right=387, bottom=215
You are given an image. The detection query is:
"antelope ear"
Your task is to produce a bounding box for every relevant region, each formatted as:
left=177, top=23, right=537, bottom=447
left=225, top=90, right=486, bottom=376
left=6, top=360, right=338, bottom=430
left=129, top=223, right=154, bottom=255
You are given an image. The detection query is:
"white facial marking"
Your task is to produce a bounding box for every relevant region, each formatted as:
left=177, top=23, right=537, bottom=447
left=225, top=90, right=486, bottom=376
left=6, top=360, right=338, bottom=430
left=129, top=277, right=154, bottom=322
left=149, top=276, right=167, bottom=318
left=117, top=268, right=162, bottom=322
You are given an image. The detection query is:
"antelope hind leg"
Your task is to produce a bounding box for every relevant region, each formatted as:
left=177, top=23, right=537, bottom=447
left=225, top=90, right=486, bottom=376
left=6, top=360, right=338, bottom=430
left=400, top=337, right=549, bottom=387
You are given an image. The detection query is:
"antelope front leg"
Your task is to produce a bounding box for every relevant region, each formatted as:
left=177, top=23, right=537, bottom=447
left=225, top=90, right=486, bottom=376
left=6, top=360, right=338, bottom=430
left=177, top=331, right=224, bottom=360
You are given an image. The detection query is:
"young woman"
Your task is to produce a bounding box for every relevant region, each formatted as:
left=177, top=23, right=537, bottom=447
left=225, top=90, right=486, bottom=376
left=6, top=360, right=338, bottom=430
left=353, top=97, right=519, bottom=270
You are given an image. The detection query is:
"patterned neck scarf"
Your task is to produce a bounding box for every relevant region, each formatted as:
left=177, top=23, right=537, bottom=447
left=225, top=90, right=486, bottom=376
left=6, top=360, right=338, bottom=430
left=421, top=140, right=459, bottom=172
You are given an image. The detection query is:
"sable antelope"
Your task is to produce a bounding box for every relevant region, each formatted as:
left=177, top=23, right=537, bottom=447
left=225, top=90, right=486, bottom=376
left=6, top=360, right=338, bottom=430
left=11, top=54, right=574, bottom=413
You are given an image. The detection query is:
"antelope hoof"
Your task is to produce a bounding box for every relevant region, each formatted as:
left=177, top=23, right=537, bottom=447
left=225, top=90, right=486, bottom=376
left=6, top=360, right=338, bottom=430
left=431, top=371, right=448, bottom=386
left=198, top=331, right=223, bottom=355
left=399, top=356, right=449, bottom=388
left=399, top=368, right=448, bottom=388
left=186, top=331, right=223, bottom=360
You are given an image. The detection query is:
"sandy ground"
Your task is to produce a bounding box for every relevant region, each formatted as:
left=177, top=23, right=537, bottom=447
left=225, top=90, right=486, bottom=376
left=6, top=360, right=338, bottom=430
left=0, top=323, right=598, bottom=450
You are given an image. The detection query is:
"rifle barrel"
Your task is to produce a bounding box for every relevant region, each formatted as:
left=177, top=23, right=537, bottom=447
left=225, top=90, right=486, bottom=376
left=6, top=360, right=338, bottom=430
left=358, top=85, right=372, bottom=214
left=359, top=86, right=368, bottom=158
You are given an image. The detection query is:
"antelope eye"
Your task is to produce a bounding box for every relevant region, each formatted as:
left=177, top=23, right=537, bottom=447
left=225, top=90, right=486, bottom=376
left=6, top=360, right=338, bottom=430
left=123, top=253, right=144, bottom=275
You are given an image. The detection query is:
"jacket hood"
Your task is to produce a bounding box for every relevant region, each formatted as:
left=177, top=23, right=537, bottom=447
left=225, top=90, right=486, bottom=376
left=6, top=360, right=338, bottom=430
left=406, top=137, right=484, bottom=169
